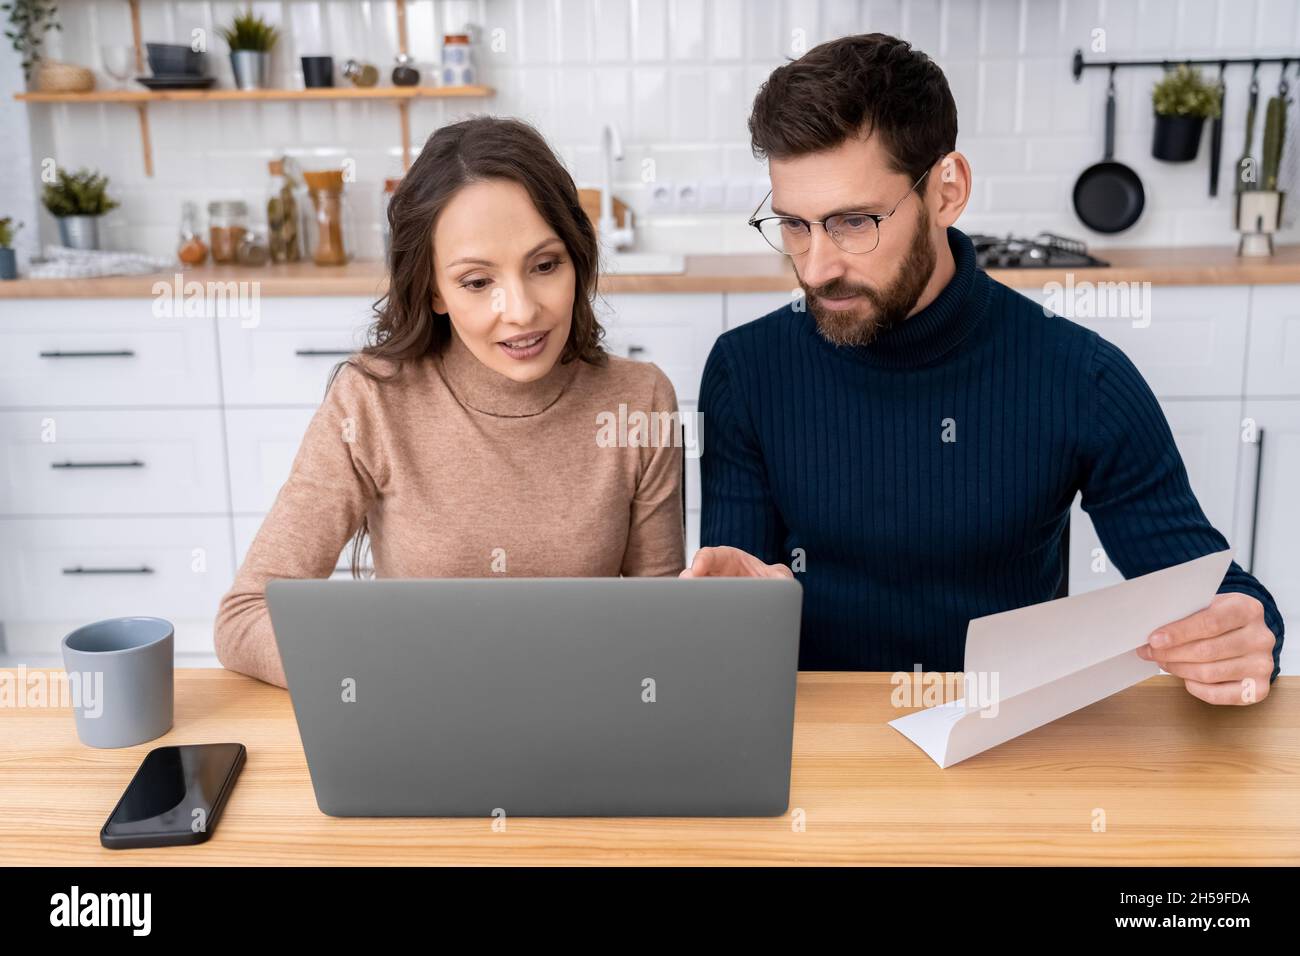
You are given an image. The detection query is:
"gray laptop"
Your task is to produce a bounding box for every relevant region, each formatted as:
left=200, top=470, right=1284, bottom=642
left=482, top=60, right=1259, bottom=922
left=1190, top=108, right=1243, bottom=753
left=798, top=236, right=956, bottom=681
left=265, top=577, right=803, bottom=817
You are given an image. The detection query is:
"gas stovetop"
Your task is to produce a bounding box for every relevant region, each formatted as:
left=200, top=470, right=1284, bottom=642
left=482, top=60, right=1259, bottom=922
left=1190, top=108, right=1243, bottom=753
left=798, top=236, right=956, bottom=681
left=969, top=232, right=1110, bottom=269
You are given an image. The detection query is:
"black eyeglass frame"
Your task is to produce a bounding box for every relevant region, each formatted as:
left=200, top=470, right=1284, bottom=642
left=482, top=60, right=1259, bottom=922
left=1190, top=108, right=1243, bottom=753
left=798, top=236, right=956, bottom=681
left=747, top=162, right=938, bottom=255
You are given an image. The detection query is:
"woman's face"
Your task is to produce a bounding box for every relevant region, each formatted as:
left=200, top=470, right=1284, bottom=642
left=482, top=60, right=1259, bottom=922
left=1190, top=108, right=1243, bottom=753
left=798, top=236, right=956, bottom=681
left=431, top=178, right=575, bottom=382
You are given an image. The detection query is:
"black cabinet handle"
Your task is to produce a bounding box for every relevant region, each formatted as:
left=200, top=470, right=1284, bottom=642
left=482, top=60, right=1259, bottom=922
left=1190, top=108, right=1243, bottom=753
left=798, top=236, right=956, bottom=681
left=39, top=349, right=136, bottom=358
left=51, top=460, right=145, bottom=469
left=627, top=345, right=646, bottom=358
left=295, top=349, right=353, bottom=357
left=62, top=565, right=155, bottom=575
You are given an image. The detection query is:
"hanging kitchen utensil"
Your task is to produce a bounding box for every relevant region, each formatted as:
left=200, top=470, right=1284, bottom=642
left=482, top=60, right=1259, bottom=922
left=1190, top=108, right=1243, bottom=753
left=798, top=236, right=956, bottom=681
left=1235, top=62, right=1260, bottom=191
left=1073, top=65, right=1145, bottom=234
left=1259, top=63, right=1288, bottom=192
left=1209, top=62, right=1226, bottom=196
left=1279, top=61, right=1299, bottom=228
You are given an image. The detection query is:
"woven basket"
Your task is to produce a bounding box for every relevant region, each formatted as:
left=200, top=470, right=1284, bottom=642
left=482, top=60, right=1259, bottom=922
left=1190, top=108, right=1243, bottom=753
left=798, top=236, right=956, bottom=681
left=35, top=60, right=96, bottom=93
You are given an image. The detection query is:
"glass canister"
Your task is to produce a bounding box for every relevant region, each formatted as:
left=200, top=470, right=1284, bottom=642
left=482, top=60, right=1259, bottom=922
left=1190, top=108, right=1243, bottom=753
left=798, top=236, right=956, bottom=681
left=177, top=200, right=208, bottom=266
left=207, top=200, right=248, bottom=264
left=440, top=33, right=474, bottom=86
left=303, top=169, right=351, bottom=266
left=266, top=158, right=306, bottom=263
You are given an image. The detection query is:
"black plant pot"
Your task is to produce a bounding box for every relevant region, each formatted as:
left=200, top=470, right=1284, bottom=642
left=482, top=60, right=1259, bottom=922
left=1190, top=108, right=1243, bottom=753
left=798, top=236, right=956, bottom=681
left=1152, top=113, right=1205, bottom=162
left=0, top=248, right=16, bottom=280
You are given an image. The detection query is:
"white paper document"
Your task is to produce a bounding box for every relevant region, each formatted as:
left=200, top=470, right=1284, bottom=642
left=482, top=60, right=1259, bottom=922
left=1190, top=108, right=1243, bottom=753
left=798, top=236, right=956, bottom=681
left=888, top=549, right=1234, bottom=768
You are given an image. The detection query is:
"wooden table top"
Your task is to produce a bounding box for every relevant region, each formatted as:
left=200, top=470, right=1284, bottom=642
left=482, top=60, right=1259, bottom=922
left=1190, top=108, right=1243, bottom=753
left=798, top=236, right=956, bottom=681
left=2, top=669, right=1297, bottom=865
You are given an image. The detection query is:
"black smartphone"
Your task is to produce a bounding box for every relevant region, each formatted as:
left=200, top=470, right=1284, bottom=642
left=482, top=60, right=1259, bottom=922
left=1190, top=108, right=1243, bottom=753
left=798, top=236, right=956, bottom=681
left=100, top=743, right=246, bottom=849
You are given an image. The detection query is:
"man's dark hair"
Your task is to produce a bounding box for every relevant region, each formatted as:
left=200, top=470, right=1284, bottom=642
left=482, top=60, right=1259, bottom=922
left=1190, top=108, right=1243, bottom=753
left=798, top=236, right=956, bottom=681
left=748, top=33, right=958, bottom=185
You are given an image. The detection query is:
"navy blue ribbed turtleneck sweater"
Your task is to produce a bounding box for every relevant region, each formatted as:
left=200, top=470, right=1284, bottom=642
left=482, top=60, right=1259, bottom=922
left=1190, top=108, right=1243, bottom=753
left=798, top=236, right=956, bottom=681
left=700, top=226, right=1284, bottom=680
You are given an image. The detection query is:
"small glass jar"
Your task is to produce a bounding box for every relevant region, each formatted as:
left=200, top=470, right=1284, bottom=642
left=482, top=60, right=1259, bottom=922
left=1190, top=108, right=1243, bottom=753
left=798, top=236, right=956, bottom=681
left=392, top=53, right=419, bottom=87
left=303, top=169, right=352, bottom=266
left=440, top=34, right=474, bottom=86
left=236, top=227, right=270, bottom=266
left=177, top=201, right=208, bottom=266
left=266, top=159, right=306, bottom=263
left=342, top=58, right=379, bottom=88
left=207, top=200, right=248, bottom=265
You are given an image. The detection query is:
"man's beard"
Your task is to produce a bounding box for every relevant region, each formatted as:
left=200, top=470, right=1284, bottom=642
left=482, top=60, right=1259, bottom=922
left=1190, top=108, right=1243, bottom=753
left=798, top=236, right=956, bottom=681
left=802, top=207, right=937, bottom=348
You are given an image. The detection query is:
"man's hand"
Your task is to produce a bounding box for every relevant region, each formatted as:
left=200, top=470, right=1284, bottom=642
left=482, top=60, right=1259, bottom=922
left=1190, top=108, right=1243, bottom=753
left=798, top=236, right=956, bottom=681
left=1137, top=592, right=1276, bottom=705
left=679, top=546, right=793, bottom=579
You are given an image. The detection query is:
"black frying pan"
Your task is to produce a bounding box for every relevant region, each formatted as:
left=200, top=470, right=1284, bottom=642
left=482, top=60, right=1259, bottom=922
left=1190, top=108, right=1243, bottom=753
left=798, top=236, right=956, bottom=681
left=1073, top=72, right=1145, bottom=233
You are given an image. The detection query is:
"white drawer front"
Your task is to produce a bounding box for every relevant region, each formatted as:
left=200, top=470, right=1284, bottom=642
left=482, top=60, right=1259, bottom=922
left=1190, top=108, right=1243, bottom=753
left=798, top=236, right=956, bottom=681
left=0, top=409, right=228, bottom=515
left=0, top=516, right=234, bottom=631
left=1246, top=286, right=1300, bottom=397
left=218, top=296, right=373, bottom=406
left=0, top=298, right=219, bottom=407
left=225, top=406, right=315, bottom=514
left=1022, top=284, right=1249, bottom=397
left=724, top=291, right=800, bottom=329
left=233, top=515, right=367, bottom=579
left=597, top=294, right=724, bottom=404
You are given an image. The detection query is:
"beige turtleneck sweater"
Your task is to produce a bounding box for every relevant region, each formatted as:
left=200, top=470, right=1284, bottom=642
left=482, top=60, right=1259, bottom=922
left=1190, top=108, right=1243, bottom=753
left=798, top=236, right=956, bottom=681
left=214, top=331, right=686, bottom=687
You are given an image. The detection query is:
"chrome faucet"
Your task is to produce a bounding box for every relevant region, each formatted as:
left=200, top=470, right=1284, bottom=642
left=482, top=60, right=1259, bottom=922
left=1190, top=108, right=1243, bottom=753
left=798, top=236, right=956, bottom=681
left=599, top=122, right=635, bottom=250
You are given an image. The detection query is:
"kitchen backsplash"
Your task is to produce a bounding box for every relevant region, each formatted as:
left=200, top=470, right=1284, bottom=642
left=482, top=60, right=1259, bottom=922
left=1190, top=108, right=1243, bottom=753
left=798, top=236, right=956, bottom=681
left=3, top=0, right=1300, bottom=263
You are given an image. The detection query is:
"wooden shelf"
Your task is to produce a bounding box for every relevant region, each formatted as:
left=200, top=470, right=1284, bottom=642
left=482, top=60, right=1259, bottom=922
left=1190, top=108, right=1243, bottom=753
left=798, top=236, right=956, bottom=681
left=15, top=0, right=488, bottom=176
left=15, top=85, right=494, bottom=104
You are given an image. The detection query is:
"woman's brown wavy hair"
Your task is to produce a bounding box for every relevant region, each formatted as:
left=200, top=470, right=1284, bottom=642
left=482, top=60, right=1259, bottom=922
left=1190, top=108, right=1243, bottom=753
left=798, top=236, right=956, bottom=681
left=326, top=114, right=607, bottom=577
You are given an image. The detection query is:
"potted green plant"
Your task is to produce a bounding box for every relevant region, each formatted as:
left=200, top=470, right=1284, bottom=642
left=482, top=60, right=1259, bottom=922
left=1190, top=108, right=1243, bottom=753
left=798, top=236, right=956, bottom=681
left=1151, top=64, right=1220, bottom=162
left=41, top=167, right=119, bottom=250
left=0, top=216, right=22, bottom=279
left=1, top=0, right=61, bottom=83
left=220, top=11, right=278, bottom=90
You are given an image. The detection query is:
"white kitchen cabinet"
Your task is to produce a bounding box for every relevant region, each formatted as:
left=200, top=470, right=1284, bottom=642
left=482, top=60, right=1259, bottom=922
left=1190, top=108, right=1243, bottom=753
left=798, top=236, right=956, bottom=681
left=0, top=298, right=220, bottom=408
left=217, top=296, right=373, bottom=406
left=1236, top=400, right=1300, bottom=677
left=0, top=515, right=233, bottom=656
left=0, top=409, right=228, bottom=516
left=1024, top=285, right=1250, bottom=398
left=724, top=291, right=799, bottom=329
left=1069, top=399, right=1243, bottom=595
left=595, top=293, right=724, bottom=403
left=224, top=406, right=316, bottom=514
left=1245, top=286, right=1300, bottom=396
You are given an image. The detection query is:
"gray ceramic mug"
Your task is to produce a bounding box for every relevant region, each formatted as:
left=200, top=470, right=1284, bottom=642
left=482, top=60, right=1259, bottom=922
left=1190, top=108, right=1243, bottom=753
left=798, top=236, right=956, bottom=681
left=61, top=616, right=174, bottom=749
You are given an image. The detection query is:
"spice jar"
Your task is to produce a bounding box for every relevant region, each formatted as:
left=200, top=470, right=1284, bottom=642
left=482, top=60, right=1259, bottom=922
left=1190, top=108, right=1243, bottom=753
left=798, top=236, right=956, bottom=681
left=342, top=58, right=379, bottom=87
left=236, top=227, right=270, bottom=266
left=440, top=34, right=474, bottom=86
left=392, top=53, right=419, bottom=87
left=303, top=169, right=351, bottom=266
left=266, top=158, right=305, bottom=263
left=177, top=201, right=208, bottom=266
left=207, top=200, right=248, bottom=264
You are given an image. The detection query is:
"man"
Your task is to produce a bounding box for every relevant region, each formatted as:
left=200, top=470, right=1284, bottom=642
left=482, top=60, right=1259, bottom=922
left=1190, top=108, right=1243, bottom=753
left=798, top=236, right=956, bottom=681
left=683, top=33, right=1284, bottom=706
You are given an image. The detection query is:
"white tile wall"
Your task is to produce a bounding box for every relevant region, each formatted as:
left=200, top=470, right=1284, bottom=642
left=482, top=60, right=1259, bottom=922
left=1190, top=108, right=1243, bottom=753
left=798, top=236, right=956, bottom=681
left=5, top=0, right=1300, bottom=264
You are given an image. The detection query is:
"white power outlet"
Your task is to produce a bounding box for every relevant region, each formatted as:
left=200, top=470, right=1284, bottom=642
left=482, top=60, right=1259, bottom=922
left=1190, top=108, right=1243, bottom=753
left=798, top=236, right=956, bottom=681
left=649, top=181, right=675, bottom=212
left=676, top=181, right=700, bottom=212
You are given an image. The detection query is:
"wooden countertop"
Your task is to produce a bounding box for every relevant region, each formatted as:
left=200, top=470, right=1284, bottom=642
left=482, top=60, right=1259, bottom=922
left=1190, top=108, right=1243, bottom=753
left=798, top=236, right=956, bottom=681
left=3, top=668, right=1296, bottom=865
left=4, top=244, right=1300, bottom=298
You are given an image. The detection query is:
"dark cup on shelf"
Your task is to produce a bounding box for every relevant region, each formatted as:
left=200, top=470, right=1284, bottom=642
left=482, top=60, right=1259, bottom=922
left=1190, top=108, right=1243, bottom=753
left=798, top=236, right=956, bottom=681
left=302, top=56, right=334, bottom=88
left=145, top=42, right=205, bottom=76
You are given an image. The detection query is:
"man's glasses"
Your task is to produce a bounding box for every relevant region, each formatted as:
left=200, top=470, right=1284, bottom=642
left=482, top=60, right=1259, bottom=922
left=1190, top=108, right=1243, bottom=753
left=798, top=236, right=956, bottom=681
left=747, top=165, right=934, bottom=256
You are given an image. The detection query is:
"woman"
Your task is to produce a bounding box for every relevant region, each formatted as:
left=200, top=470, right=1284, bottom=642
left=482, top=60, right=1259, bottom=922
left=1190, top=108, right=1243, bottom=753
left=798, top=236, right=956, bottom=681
left=215, top=116, right=685, bottom=687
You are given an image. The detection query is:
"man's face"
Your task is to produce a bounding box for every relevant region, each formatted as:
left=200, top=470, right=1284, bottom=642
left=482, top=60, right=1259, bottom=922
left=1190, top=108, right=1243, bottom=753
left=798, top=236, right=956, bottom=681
left=768, top=135, right=939, bottom=347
